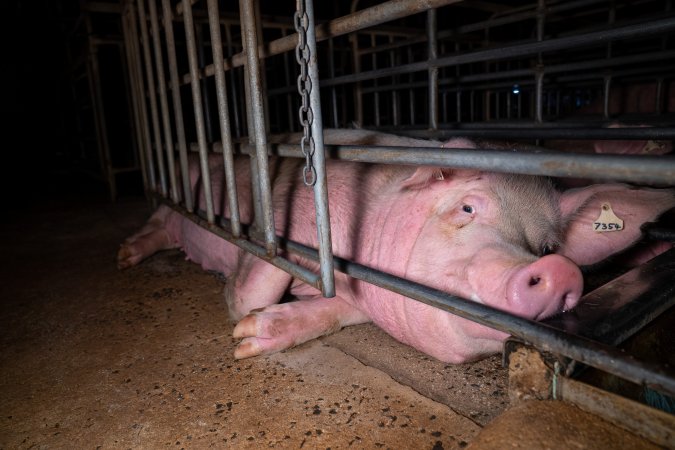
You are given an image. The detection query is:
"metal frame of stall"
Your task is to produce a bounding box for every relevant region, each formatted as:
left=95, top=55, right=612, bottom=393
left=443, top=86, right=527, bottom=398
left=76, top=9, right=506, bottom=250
left=120, top=0, right=675, bottom=443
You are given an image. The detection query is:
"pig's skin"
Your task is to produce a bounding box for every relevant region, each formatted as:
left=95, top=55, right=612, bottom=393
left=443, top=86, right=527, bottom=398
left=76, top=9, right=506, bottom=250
left=119, top=129, right=675, bottom=363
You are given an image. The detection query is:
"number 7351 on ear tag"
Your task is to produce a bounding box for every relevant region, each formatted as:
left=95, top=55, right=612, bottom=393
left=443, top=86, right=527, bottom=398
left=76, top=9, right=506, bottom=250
left=594, top=202, right=624, bottom=232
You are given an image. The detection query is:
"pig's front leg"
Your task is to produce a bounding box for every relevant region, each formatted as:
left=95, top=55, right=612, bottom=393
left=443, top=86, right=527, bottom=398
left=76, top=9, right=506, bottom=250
left=225, top=253, right=294, bottom=320
left=232, top=297, right=370, bottom=359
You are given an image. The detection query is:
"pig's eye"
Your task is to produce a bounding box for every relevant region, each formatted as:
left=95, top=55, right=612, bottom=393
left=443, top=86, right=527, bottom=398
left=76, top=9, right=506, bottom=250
left=462, top=205, right=474, bottom=214
left=541, top=244, right=556, bottom=256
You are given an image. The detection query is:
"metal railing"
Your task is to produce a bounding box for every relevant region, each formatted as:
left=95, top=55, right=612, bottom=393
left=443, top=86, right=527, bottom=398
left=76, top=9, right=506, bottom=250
left=121, top=0, right=675, bottom=400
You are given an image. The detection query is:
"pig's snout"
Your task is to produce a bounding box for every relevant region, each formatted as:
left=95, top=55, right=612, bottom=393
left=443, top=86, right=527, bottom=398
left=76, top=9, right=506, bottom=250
left=506, top=254, right=583, bottom=320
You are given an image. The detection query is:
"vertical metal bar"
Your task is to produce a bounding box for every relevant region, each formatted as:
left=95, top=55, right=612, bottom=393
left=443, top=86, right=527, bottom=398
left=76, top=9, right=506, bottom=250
left=196, top=22, right=215, bottom=142
left=407, top=46, right=415, bottom=125
left=328, top=37, right=339, bottom=128
left=389, top=35, right=400, bottom=127
left=239, top=19, right=262, bottom=230
left=351, top=35, right=364, bottom=126
left=495, top=90, right=501, bottom=120
left=556, top=90, right=560, bottom=117
left=535, top=0, right=545, bottom=124
left=148, top=0, right=179, bottom=203
left=454, top=42, right=461, bottom=123
left=507, top=86, right=512, bottom=119
left=161, top=0, right=193, bottom=212
left=655, top=77, right=664, bottom=114
left=427, top=9, right=438, bottom=130
left=239, top=0, right=277, bottom=255
left=441, top=91, right=447, bottom=123
left=281, top=27, right=296, bottom=131
left=604, top=2, right=615, bottom=120
left=138, top=0, right=168, bottom=197
left=86, top=29, right=116, bottom=201
left=122, top=7, right=149, bottom=192
left=182, top=0, right=216, bottom=223
left=370, top=34, right=380, bottom=127
left=603, top=75, right=612, bottom=119
left=535, top=69, right=544, bottom=123
left=127, top=1, right=157, bottom=194
left=470, top=90, right=475, bottom=121
left=207, top=0, right=242, bottom=237
left=301, top=0, right=335, bottom=297
left=224, top=23, right=242, bottom=138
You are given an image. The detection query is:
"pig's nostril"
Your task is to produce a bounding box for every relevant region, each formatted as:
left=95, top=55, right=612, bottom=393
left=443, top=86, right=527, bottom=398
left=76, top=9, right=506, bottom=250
left=528, top=276, right=541, bottom=287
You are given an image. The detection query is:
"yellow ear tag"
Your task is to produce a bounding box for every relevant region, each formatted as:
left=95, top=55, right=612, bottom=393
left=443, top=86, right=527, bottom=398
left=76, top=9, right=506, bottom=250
left=593, top=202, right=624, bottom=232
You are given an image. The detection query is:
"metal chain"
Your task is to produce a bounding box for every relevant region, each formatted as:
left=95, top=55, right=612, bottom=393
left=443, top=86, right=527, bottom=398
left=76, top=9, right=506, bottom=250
left=294, top=0, right=316, bottom=186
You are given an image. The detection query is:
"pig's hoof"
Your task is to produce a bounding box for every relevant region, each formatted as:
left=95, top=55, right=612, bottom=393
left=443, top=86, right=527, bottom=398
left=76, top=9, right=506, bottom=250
left=117, top=243, right=141, bottom=270
left=233, top=337, right=264, bottom=359
left=232, top=308, right=300, bottom=358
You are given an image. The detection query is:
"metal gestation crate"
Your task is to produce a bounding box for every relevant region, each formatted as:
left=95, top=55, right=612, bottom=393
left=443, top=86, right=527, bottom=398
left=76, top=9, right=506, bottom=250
left=120, top=0, right=675, bottom=429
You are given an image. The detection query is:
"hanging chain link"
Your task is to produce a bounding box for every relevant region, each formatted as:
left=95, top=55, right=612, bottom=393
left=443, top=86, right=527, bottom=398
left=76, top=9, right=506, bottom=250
left=294, top=0, right=316, bottom=186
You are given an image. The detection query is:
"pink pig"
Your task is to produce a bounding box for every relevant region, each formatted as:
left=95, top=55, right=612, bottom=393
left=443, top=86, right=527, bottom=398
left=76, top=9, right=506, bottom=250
left=118, top=129, right=675, bottom=363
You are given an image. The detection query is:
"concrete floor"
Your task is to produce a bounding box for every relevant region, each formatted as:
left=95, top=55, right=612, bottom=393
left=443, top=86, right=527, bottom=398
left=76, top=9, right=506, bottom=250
left=0, top=183, right=662, bottom=449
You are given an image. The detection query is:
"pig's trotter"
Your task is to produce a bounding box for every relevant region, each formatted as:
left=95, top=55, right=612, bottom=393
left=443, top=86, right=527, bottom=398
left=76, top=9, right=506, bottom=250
left=117, top=226, right=175, bottom=269
left=231, top=297, right=370, bottom=359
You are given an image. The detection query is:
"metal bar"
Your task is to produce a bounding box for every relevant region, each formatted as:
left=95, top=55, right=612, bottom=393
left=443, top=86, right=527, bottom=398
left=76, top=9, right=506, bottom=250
left=603, top=75, right=612, bottom=119
left=160, top=198, right=321, bottom=291
left=427, top=9, right=439, bottom=130
left=138, top=0, right=168, bottom=197
left=328, top=37, right=339, bottom=128
left=86, top=27, right=116, bottom=201
left=408, top=46, right=415, bottom=125
left=355, top=0, right=610, bottom=58
left=161, top=0, right=193, bottom=212
left=431, top=49, right=675, bottom=90
left=389, top=35, right=400, bottom=127
left=121, top=6, right=149, bottom=193
left=223, top=23, right=242, bottom=138
left=303, top=0, right=336, bottom=298
left=281, top=28, right=296, bottom=131
left=176, top=0, right=463, bottom=86
left=239, top=0, right=277, bottom=256
left=404, top=127, right=675, bottom=139
left=148, top=0, right=179, bottom=203
left=371, top=34, right=380, bottom=127
left=126, top=1, right=156, bottom=194
left=248, top=142, right=675, bottom=186
left=207, top=0, right=242, bottom=238
left=182, top=0, right=216, bottom=223
left=196, top=22, right=215, bottom=143
left=281, top=239, right=675, bottom=399
left=325, top=17, right=675, bottom=87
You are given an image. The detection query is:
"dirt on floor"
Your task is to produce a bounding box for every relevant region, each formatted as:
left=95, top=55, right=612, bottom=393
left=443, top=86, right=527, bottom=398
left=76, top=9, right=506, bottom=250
left=0, top=185, right=662, bottom=449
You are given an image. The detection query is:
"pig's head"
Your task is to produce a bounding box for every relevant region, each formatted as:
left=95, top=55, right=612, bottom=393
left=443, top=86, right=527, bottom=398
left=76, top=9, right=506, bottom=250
left=391, top=138, right=675, bottom=362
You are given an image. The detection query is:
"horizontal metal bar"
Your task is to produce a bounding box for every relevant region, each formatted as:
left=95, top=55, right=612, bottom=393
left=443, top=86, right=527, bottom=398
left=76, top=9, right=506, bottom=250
left=237, top=141, right=675, bottom=185
left=160, top=198, right=322, bottom=291
left=282, top=238, right=675, bottom=399
left=327, top=16, right=675, bottom=86
left=179, top=0, right=463, bottom=86
left=404, top=127, right=675, bottom=140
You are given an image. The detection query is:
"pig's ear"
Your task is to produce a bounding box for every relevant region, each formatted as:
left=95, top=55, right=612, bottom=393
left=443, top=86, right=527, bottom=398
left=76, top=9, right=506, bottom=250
left=559, top=184, right=675, bottom=266
left=401, top=137, right=478, bottom=190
